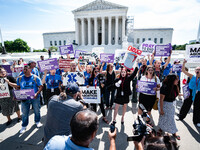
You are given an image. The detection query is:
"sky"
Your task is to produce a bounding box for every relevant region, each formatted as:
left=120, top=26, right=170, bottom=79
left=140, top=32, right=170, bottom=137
left=0, top=0, right=200, bottom=49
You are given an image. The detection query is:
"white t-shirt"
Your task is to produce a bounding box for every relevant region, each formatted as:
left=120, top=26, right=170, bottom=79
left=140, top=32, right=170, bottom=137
left=139, top=75, right=160, bottom=95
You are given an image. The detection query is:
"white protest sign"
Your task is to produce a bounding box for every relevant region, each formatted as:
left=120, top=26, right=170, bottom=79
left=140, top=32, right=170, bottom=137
left=139, top=41, right=156, bottom=56
left=115, top=49, right=126, bottom=63
left=185, top=44, right=200, bottom=63
left=79, top=86, right=100, bottom=104
left=92, top=47, right=104, bottom=57
left=0, top=78, right=10, bottom=98
left=62, top=72, right=85, bottom=86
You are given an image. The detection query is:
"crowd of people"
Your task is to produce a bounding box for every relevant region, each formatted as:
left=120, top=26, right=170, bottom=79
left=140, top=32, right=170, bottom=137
left=0, top=50, right=200, bottom=150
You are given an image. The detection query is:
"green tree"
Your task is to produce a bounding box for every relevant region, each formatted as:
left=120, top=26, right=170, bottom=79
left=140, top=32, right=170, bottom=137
left=4, top=40, right=14, bottom=52
left=12, top=38, right=30, bottom=52
left=49, top=46, right=58, bottom=52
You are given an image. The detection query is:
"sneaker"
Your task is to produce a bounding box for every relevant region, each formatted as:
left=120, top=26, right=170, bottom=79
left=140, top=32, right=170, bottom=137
left=197, top=123, right=200, bottom=127
left=20, top=127, right=26, bottom=134
left=17, top=117, right=22, bottom=122
left=36, top=122, right=42, bottom=128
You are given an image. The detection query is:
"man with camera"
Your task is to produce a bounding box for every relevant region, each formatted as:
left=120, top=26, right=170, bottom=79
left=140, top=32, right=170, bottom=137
left=43, top=83, right=85, bottom=146
left=44, top=109, right=117, bottom=150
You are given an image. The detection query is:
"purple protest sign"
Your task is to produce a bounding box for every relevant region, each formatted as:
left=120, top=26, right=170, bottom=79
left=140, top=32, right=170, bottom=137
left=155, top=43, right=172, bottom=56
left=172, top=64, right=182, bottom=72
left=74, top=50, right=87, bottom=58
left=2, top=65, right=12, bottom=76
left=182, top=84, right=190, bottom=99
left=13, top=89, right=35, bottom=100
left=59, top=44, right=74, bottom=55
left=37, top=58, right=59, bottom=72
left=137, top=80, right=157, bottom=95
left=100, top=53, right=115, bottom=63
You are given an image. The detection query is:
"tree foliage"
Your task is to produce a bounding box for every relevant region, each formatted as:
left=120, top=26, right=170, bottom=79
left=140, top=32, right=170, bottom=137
left=49, top=46, right=58, bottom=52
left=172, top=42, right=196, bottom=50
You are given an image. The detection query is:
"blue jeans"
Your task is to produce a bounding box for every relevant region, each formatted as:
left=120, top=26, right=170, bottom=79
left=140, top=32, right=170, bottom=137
left=21, top=97, right=41, bottom=127
left=106, top=89, right=115, bottom=107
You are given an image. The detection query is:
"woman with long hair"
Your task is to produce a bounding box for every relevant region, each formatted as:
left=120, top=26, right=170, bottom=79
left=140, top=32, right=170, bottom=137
left=112, top=66, right=138, bottom=124
left=0, top=67, right=21, bottom=126
left=138, top=65, right=160, bottom=125
left=158, top=74, right=180, bottom=140
left=88, top=67, right=109, bottom=124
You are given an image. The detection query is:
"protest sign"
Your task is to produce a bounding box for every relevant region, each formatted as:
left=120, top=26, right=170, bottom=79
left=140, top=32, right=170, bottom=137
left=92, top=47, right=104, bottom=57
left=59, top=59, right=73, bottom=69
left=123, top=46, right=142, bottom=69
left=182, top=84, right=190, bottom=99
left=100, top=53, right=115, bottom=63
left=172, top=64, right=182, bottom=72
left=185, top=44, right=200, bottom=63
left=139, top=41, right=156, bottom=56
left=79, top=86, right=100, bottom=103
left=155, top=43, right=172, bottom=56
left=115, top=50, right=126, bottom=63
left=14, top=67, right=23, bottom=73
left=136, top=80, right=157, bottom=95
left=62, top=72, right=85, bottom=86
left=2, top=65, right=12, bottom=76
left=79, top=52, right=99, bottom=62
left=59, top=44, right=74, bottom=55
left=0, top=78, right=10, bottom=98
left=13, top=89, right=35, bottom=100
left=37, top=58, right=59, bottom=72
left=74, top=50, right=87, bottom=59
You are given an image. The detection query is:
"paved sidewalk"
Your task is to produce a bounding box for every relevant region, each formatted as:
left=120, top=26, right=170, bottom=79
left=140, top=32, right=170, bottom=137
left=0, top=99, right=200, bottom=150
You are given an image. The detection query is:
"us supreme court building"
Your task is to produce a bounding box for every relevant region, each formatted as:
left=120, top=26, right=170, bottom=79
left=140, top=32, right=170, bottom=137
left=43, top=0, right=173, bottom=53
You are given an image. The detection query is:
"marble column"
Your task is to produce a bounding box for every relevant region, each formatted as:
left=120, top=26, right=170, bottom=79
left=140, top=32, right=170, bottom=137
left=81, top=18, right=85, bottom=46
left=75, top=18, right=79, bottom=45
left=101, top=17, right=105, bottom=45
left=87, top=18, right=91, bottom=45
left=108, top=16, right=112, bottom=45
left=94, top=17, right=98, bottom=45
left=122, top=16, right=126, bottom=41
left=115, top=16, right=119, bottom=45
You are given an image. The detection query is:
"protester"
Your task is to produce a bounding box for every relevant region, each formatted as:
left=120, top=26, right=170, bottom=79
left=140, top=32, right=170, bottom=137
left=157, top=74, right=180, bottom=140
left=83, top=64, right=92, bottom=86
left=20, top=60, right=40, bottom=76
left=161, top=57, right=172, bottom=79
left=11, top=60, right=20, bottom=78
left=43, top=83, right=85, bottom=146
left=42, top=69, right=62, bottom=107
left=48, top=49, right=51, bottom=58
left=112, top=66, right=138, bottom=124
left=88, top=67, right=109, bottom=124
left=1, top=59, right=10, bottom=65
left=0, top=68, right=21, bottom=126
left=177, top=60, right=200, bottom=127
left=17, top=65, right=43, bottom=134
left=138, top=65, right=160, bottom=126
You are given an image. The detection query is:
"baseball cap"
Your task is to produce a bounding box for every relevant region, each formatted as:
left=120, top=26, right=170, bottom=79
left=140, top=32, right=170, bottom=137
left=28, top=60, right=36, bottom=64
left=65, top=83, right=80, bottom=94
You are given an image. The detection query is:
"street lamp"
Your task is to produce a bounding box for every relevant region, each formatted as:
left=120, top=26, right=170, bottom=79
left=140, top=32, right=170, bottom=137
left=0, top=27, right=7, bottom=54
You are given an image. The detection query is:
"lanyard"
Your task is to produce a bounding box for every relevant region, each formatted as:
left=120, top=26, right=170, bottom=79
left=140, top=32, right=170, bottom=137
left=50, top=75, right=55, bottom=87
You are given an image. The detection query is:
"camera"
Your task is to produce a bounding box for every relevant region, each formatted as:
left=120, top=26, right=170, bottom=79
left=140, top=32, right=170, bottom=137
left=127, top=104, right=153, bottom=142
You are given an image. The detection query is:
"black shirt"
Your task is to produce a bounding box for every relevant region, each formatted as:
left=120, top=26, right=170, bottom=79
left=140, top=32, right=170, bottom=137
left=160, top=84, right=178, bottom=102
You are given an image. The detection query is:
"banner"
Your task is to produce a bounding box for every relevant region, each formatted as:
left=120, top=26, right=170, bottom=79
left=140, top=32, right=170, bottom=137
left=100, top=53, right=115, bottom=63
left=79, top=52, right=99, bottom=62
left=2, top=65, right=12, bottom=76
left=74, top=50, right=87, bottom=59
left=139, top=41, right=156, bottom=56
left=137, top=80, right=157, bottom=95
left=13, top=89, right=35, bottom=100
left=62, top=72, right=85, bottom=86
left=79, top=86, right=100, bottom=103
left=37, top=58, right=59, bottom=72
left=14, top=67, right=23, bottom=73
left=92, top=48, right=104, bottom=57
left=59, top=44, right=74, bottom=55
left=185, top=44, right=200, bottom=63
left=155, top=43, right=172, bottom=56
left=123, top=46, right=142, bottom=69
left=0, top=78, right=10, bottom=98
left=59, top=59, right=74, bottom=69
left=115, top=50, right=126, bottom=63
left=172, top=64, right=182, bottom=72
left=182, top=84, right=190, bottom=99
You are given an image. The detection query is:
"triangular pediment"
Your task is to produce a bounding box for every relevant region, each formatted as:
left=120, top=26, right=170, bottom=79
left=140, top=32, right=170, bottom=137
left=72, top=0, right=128, bottom=13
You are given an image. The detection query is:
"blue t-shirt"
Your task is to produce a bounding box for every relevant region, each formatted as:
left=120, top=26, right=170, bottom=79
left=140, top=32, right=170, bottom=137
left=84, top=71, right=91, bottom=86
left=20, top=67, right=40, bottom=76
left=162, top=62, right=172, bottom=76
left=17, top=74, right=42, bottom=98
left=45, top=74, right=62, bottom=89
left=44, top=135, right=94, bottom=150
left=147, top=59, right=155, bottom=65
left=114, top=63, right=120, bottom=70
left=189, top=75, right=200, bottom=101
left=102, top=62, right=107, bottom=71
left=56, top=69, right=64, bottom=76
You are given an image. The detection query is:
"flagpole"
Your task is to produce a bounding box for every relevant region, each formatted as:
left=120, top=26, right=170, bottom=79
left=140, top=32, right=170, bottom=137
left=0, top=26, right=7, bottom=54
